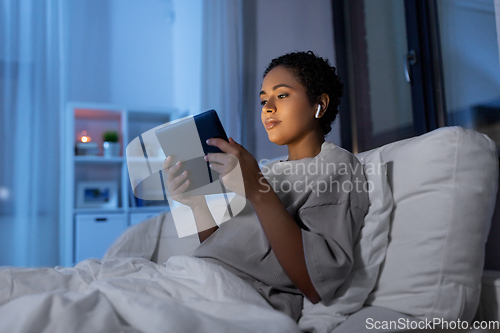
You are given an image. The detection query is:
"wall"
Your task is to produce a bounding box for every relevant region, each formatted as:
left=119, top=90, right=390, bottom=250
left=68, top=0, right=203, bottom=111
left=110, top=0, right=174, bottom=107
left=67, top=0, right=111, bottom=103
left=171, top=0, right=203, bottom=115
left=249, top=0, right=340, bottom=162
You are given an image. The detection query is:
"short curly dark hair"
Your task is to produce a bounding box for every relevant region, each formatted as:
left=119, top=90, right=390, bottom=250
left=263, top=51, right=343, bottom=136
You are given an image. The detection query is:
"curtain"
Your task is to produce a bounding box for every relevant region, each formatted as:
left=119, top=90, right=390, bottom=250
left=0, top=0, right=62, bottom=267
left=200, top=0, right=244, bottom=143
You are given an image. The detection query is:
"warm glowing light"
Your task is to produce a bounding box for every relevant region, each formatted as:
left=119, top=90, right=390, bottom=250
left=80, top=130, right=91, bottom=143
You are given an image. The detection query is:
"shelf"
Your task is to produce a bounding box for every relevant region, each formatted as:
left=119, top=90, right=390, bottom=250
left=75, top=156, right=166, bottom=164
left=129, top=206, right=170, bottom=213
left=75, top=108, right=122, bottom=120
left=126, top=156, right=165, bottom=163
left=61, top=103, right=179, bottom=267
left=74, top=208, right=126, bottom=215
left=75, top=156, right=124, bottom=163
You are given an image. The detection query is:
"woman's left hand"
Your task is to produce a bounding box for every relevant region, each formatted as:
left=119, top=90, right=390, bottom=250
left=205, top=137, right=268, bottom=201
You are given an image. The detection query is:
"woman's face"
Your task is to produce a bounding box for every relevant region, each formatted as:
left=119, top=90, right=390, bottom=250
left=260, top=66, right=318, bottom=146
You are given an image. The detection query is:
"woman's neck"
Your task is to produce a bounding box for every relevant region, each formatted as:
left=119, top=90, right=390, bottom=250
left=286, top=133, right=325, bottom=161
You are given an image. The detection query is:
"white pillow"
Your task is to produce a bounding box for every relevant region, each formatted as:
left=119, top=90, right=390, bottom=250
left=298, top=149, right=393, bottom=333
left=364, top=127, right=498, bottom=322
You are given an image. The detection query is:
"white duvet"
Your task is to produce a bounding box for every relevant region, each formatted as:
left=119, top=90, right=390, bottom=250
left=0, top=214, right=300, bottom=333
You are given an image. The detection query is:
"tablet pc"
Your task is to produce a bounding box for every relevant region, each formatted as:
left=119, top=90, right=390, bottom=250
left=155, top=110, right=229, bottom=195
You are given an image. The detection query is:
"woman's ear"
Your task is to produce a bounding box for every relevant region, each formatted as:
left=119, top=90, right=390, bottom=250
left=315, top=93, right=330, bottom=119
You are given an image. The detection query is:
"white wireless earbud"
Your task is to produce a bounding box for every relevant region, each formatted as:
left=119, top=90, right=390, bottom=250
left=315, top=104, right=321, bottom=118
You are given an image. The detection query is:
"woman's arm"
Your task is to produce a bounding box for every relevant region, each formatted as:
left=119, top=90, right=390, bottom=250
left=206, top=138, right=321, bottom=303
left=249, top=183, right=321, bottom=304
left=191, top=200, right=219, bottom=243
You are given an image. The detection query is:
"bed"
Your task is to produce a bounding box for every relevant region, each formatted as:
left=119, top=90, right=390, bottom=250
left=0, top=126, right=497, bottom=332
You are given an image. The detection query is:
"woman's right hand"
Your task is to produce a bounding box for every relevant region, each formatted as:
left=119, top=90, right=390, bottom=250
left=163, top=156, right=206, bottom=209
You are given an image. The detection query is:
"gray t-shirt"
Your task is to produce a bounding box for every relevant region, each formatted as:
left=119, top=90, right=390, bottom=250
left=193, top=142, right=369, bottom=321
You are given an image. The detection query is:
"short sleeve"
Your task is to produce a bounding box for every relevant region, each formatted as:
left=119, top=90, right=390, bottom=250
left=299, top=201, right=366, bottom=304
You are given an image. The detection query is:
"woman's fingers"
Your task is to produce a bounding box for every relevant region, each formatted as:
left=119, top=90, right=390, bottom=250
left=228, top=136, right=243, bottom=149
left=206, top=138, right=239, bottom=155
left=163, top=155, right=172, bottom=169
left=163, top=155, right=176, bottom=174
left=163, top=157, right=207, bottom=207
left=163, top=157, right=189, bottom=193
left=168, top=170, right=188, bottom=193
left=208, top=162, right=225, bottom=176
left=206, top=154, right=238, bottom=176
left=165, top=159, right=183, bottom=183
left=204, top=152, right=230, bottom=165
left=171, top=178, right=190, bottom=197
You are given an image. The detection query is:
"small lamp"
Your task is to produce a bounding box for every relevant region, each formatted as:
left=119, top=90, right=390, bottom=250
left=80, top=130, right=91, bottom=143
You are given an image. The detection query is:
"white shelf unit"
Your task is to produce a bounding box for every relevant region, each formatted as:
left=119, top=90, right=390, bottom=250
left=60, top=103, right=181, bottom=266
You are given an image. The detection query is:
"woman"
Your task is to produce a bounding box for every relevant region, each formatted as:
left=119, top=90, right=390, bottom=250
left=163, top=51, right=369, bottom=321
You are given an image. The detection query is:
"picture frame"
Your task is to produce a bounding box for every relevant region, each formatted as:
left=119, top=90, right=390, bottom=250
left=76, top=181, right=118, bottom=209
